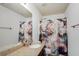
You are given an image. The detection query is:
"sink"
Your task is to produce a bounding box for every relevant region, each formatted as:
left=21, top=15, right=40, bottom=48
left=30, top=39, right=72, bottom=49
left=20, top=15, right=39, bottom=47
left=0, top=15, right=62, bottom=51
left=29, top=44, right=41, bottom=48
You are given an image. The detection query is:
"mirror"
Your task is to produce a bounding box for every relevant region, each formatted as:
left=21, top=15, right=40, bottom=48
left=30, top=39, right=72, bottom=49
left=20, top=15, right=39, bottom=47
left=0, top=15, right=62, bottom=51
left=0, top=3, right=32, bottom=52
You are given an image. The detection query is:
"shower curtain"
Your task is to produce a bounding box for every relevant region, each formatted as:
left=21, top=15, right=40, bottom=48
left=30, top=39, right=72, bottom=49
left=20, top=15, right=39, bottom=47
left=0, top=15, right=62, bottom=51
left=18, top=17, right=68, bottom=56
left=40, top=18, right=68, bottom=56
left=57, top=18, right=68, bottom=56
left=18, top=20, right=32, bottom=45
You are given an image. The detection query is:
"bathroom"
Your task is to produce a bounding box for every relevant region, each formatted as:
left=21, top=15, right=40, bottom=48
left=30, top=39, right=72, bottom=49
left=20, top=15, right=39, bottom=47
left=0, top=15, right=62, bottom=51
left=0, top=3, right=79, bottom=56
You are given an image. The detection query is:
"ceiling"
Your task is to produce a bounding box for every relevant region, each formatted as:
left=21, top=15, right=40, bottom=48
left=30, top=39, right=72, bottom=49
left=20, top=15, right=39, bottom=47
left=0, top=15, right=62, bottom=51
left=34, top=3, right=69, bottom=16
left=0, top=3, right=69, bottom=17
left=0, top=3, right=32, bottom=18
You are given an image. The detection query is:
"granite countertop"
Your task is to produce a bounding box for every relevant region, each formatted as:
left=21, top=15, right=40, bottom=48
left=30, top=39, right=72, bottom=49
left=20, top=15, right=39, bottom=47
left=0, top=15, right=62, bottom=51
left=7, top=41, right=45, bottom=56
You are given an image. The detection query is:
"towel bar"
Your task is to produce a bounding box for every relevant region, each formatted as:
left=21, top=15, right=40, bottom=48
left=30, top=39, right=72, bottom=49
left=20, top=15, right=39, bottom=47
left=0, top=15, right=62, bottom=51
left=71, top=24, right=79, bottom=28
left=0, top=27, right=12, bottom=30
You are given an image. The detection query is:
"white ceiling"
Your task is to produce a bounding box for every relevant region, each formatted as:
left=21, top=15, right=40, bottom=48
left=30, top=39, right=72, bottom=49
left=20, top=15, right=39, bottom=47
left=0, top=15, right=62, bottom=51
left=0, top=3, right=32, bottom=18
left=34, top=3, right=69, bottom=16
left=0, top=3, right=69, bottom=17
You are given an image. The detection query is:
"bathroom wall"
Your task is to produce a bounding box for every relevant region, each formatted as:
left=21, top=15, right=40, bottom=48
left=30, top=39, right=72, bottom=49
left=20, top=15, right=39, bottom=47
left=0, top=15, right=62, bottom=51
left=65, top=3, right=79, bottom=56
left=0, top=5, right=26, bottom=49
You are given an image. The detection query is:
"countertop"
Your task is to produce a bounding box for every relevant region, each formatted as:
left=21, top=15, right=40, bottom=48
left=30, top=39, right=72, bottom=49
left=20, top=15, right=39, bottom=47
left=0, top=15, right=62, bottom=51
left=7, top=41, right=45, bottom=56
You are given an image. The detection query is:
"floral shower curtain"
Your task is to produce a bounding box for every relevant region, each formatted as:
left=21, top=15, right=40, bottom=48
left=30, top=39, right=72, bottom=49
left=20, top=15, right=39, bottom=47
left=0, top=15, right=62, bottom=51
left=18, top=17, right=68, bottom=56
left=57, top=18, right=68, bottom=56
left=19, top=20, right=32, bottom=45
left=40, top=18, right=68, bottom=56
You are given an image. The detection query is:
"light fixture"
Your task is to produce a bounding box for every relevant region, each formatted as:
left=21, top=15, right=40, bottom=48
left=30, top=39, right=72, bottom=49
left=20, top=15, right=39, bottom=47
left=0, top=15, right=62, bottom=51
left=24, top=3, right=29, bottom=5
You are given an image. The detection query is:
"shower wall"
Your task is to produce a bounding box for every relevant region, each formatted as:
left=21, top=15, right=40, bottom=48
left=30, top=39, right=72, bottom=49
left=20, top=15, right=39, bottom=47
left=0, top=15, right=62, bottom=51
left=65, top=3, right=79, bottom=56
